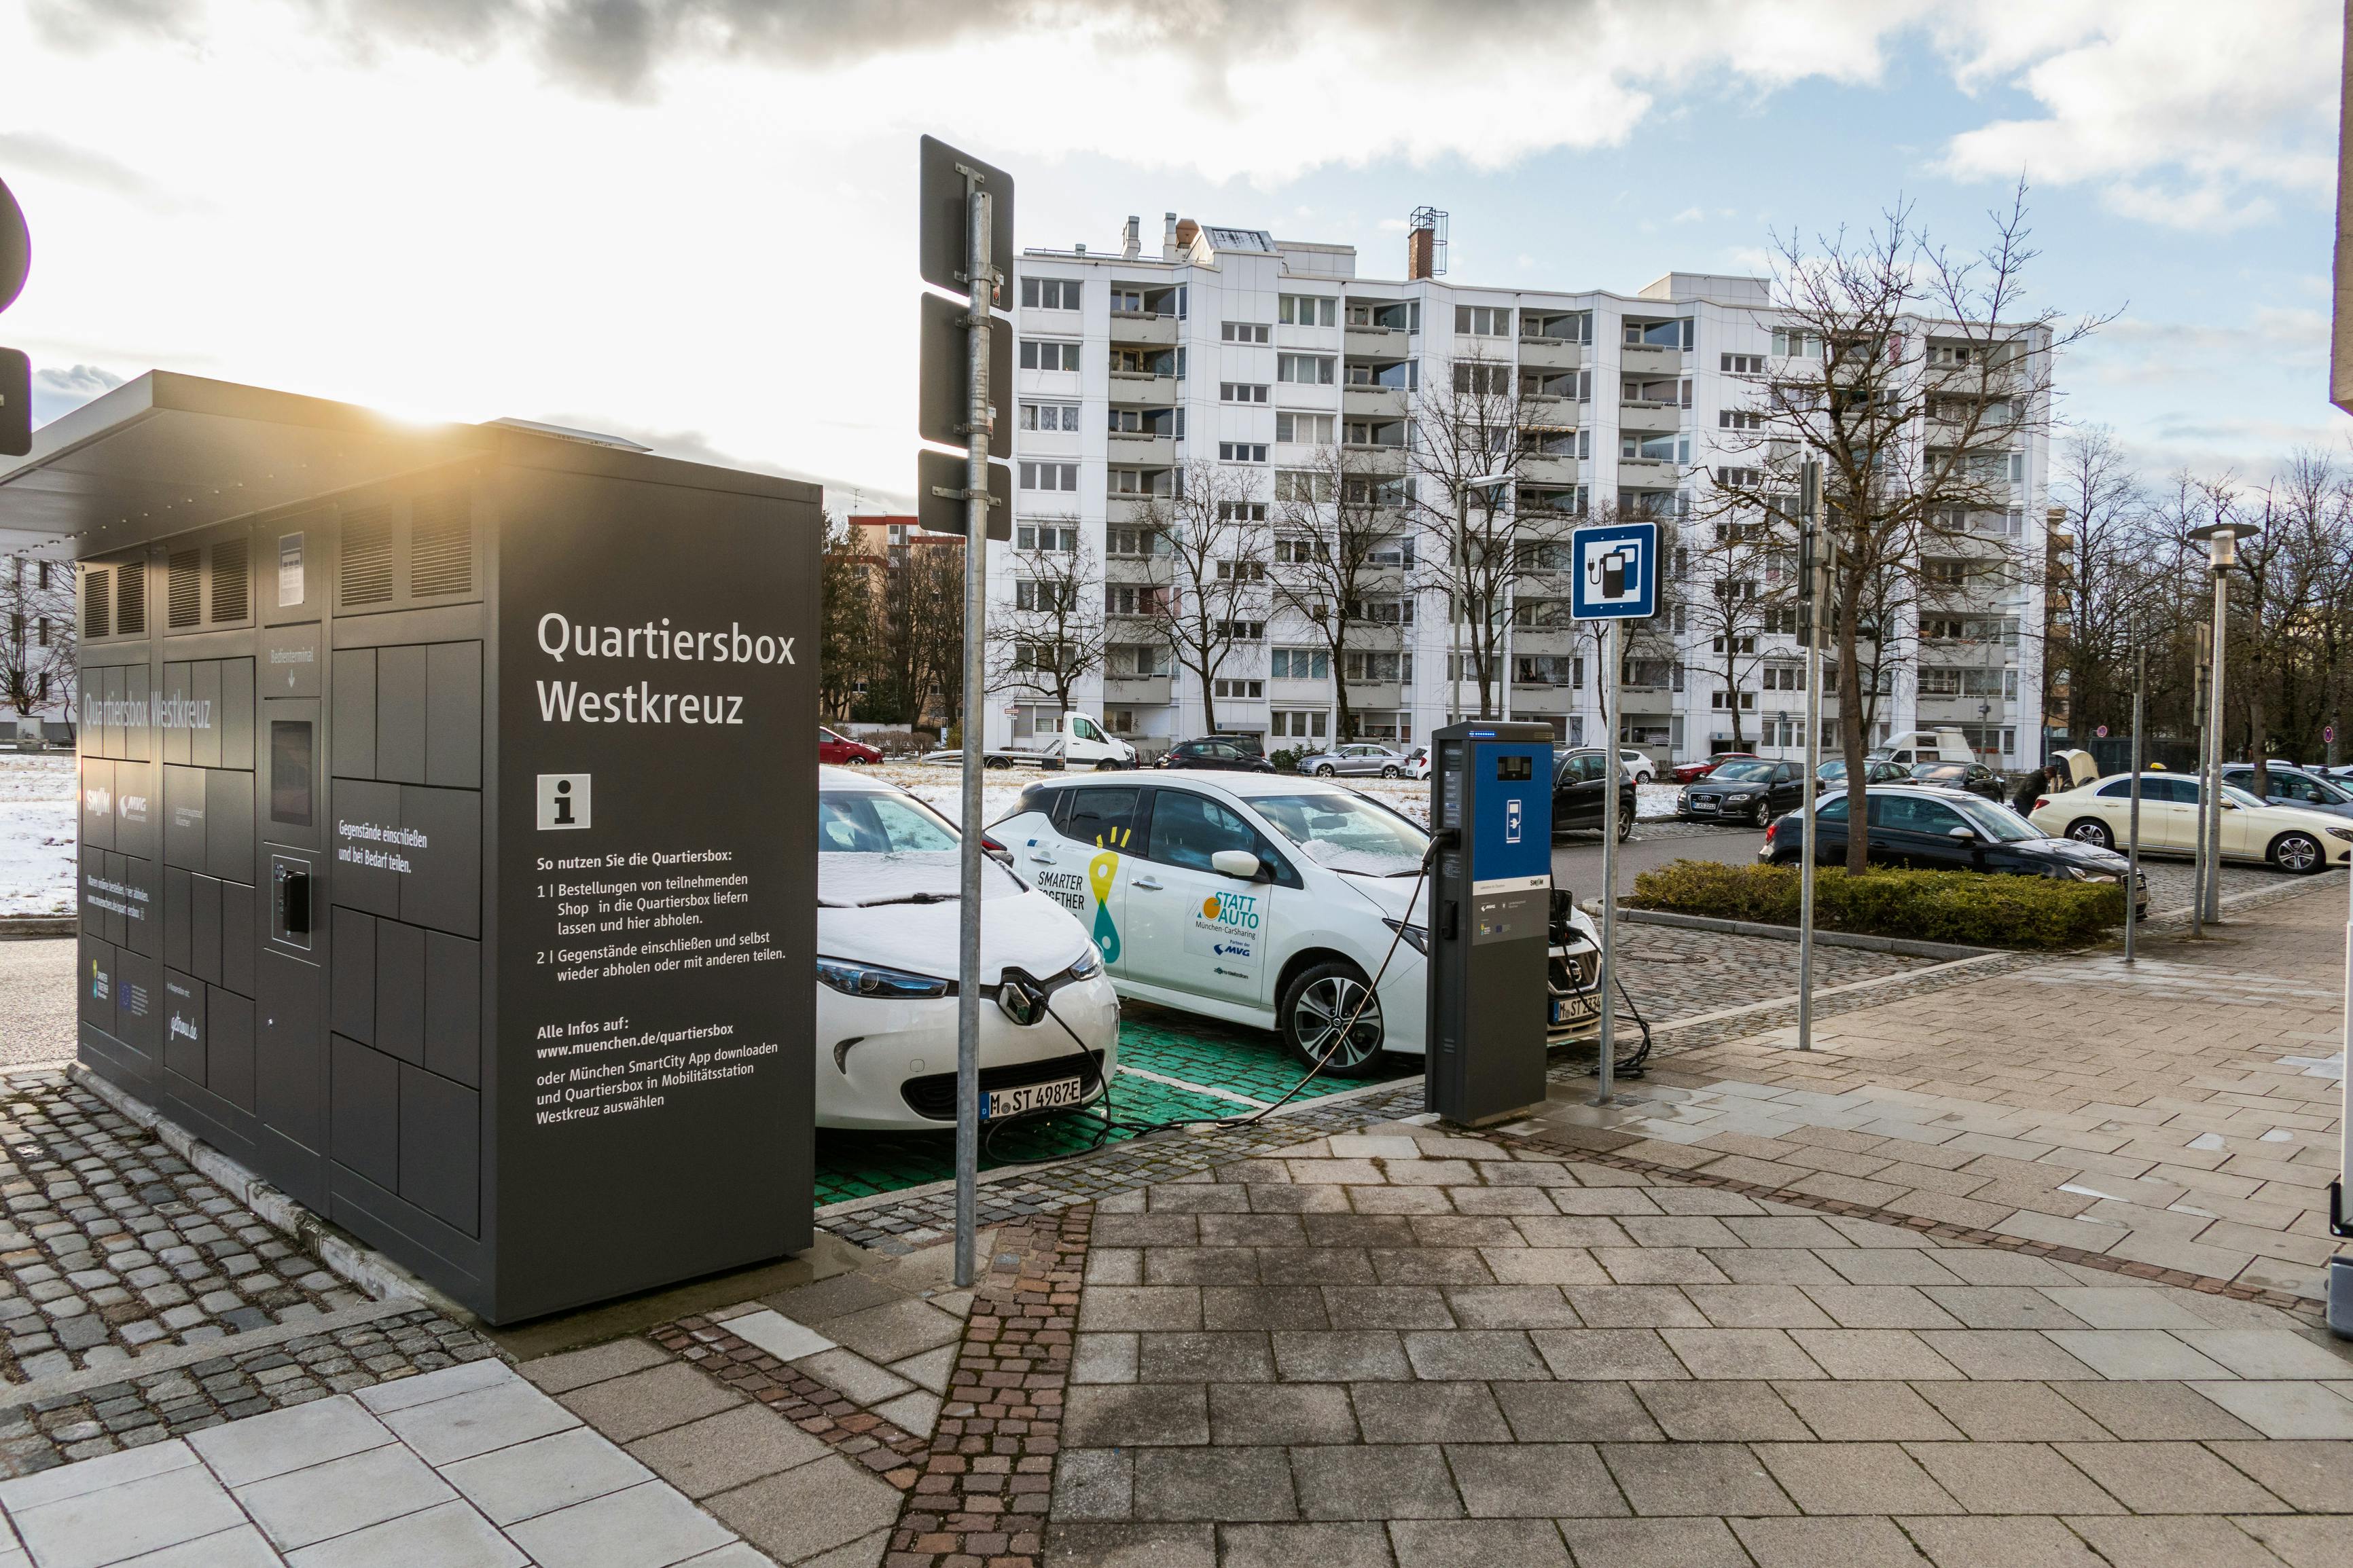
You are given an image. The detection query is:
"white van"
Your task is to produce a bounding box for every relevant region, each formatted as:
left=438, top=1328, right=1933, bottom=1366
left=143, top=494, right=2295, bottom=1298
left=1869, top=727, right=1975, bottom=766
left=953, top=712, right=1135, bottom=771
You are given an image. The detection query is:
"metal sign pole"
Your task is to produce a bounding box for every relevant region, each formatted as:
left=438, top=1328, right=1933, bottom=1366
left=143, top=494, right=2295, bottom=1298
left=1797, top=462, right=1822, bottom=1052
left=1596, top=617, right=1619, bottom=1106
left=2126, top=644, right=2144, bottom=966
left=2203, top=564, right=2229, bottom=924
left=953, top=184, right=993, bottom=1290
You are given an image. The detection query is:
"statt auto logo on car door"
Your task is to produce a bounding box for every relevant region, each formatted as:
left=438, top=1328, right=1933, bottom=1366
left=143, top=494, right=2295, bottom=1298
left=1187, top=887, right=1261, bottom=980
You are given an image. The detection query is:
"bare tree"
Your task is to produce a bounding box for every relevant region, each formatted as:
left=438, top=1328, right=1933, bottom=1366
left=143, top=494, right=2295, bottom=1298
left=1712, top=186, right=2106, bottom=871
left=816, top=517, right=877, bottom=722
left=1411, top=346, right=1533, bottom=718
left=1676, top=512, right=1789, bottom=753
left=876, top=541, right=965, bottom=733
left=1138, top=460, right=1263, bottom=737
left=2045, top=428, right=2172, bottom=745
left=1, top=555, right=75, bottom=730
left=1266, top=443, right=1414, bottom=744
left=2234, top=455, right=2352, bottom=793
left=990, top=532, right=1108, bottom=723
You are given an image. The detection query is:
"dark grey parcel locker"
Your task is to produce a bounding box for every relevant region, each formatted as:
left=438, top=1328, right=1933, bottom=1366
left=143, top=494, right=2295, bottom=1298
left=8, top=373, right=819, bottom=1322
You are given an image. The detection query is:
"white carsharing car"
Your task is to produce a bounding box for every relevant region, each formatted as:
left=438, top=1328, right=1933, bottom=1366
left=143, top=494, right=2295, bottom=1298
left=814, top=767, right=1119, bottom=1130
left=992, top=773, right=1605, bottom=1077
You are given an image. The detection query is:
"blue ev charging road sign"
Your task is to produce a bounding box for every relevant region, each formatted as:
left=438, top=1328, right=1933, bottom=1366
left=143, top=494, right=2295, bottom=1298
left=1570, top=520, right=1658, bottom=620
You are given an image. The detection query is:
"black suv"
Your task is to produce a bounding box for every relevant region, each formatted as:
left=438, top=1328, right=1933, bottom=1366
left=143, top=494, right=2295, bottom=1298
left=1681, top=758, right=1805, bottom=826
left=1551, top=747, right=1637, bottom=841
left=1155, top=736, right=1274, bottom=772
left=1761, top=784, right=2147, bottom=916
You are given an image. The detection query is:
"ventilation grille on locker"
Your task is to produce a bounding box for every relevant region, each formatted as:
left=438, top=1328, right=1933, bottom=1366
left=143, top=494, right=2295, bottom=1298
left=82, top=570, right=110, bottom=639
left=166, top=549, right=202, bottom=628
left=115, top=564, right=145, bottom=636
left=409, top=493, right=473, bottom=598
left=341, top=509, right=395, bottom=606
left=209, top=538, right=249, bottom=623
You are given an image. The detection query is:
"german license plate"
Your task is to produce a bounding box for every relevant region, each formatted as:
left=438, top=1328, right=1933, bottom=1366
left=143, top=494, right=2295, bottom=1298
left=1551, top=992, right=1600, bottom=1026
left=984, top=1076, right=1086, bottom=1120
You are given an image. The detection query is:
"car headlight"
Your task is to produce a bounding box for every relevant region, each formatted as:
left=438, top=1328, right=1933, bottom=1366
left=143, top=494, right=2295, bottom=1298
left=1381, top=917, right=1429, bottom=955
left=2329, top=827, right=2353, bottom=843
left=1722, top=791, right=1755, bottom=802
left=816, top=958, right=950, bottom=1000
left=1067, top=947, right=1101, bottom=981
left=2064, top=867, right=2118, bottom=883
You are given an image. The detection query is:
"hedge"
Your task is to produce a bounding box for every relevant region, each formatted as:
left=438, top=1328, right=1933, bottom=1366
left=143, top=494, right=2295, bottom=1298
left=1627, top=859, right=2127, bottom=951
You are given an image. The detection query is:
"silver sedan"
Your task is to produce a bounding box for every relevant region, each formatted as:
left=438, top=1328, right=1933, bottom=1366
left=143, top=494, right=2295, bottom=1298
left=1295, top=742, right=1412, bottom=778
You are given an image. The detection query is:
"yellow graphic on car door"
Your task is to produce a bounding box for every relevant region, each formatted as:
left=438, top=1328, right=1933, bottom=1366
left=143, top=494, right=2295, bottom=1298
left=1088, top=850, right=1121, bottom=964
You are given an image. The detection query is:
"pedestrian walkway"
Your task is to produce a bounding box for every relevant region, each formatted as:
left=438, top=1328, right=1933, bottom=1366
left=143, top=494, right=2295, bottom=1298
left=1026, top=1118, right=2353, bottom=1568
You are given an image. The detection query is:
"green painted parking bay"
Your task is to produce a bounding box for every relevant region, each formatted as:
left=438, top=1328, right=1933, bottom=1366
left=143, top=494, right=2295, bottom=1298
left=812, top=1002, right=1407, bottom=1206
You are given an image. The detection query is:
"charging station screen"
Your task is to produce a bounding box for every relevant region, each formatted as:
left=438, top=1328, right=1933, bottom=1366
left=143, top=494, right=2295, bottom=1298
left=1495, top=756, right=1532, bottom=782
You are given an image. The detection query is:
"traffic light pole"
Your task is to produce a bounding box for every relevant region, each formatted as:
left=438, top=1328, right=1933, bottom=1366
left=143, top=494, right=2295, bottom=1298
left=954, top=184, right=994, bottom=1291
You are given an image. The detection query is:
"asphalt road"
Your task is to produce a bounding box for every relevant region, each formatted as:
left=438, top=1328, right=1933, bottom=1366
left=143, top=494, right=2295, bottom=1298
left=1549, top=821, right=1759, bottom=901
left=0, top=938, right=75, bottom=1070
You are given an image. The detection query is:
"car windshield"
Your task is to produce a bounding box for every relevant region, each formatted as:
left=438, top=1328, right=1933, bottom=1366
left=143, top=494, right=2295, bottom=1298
left=1710, top=761, right=1776, bottom=782
left=817, top=789, right=1022, bottom=907
left=1249, top=790, right=1431, bottom=876
left=1948, top=796, right=2044, bottom=843
left=1818, top=761, right=1848, bottom=780
left=2223, top=783, right=2268, bottom=809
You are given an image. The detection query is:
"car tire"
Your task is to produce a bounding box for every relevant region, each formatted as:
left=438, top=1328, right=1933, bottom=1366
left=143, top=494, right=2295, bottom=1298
left=984, top=756, right=1011, bottom=770
left=1278, top=960, right=1390, bottom=1078
left=2269, top=831, right=2324, bottom=874
left=2066, top=818, right=2113, bottom=850
left=1751, top=799, right=1772, bottom=828
left=1617, top=812, right=1633, bottom=843
left=1381, top=765, right=1400, bottom=778
left=1094, top=759, right=1117, bottom=771
left=1315, top=764, right=1337, bottom=777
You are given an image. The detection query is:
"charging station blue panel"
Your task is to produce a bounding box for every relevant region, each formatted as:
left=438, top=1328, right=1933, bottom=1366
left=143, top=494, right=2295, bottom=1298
left=1570, top=520, right=1657, bottom=620
left=1469, top=740, right=1552, bottom=894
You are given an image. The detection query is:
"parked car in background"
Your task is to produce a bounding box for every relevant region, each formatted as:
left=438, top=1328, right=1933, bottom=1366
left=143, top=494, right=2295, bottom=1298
left=2219, top=764, right=2353, bottom=820
left=1405, top=746, right=1431, bottom=781
left=1553, top=748, right=1637, bottom=841
left=1870, top=727, right=1975, bottom=765
left=815, top=767, right=1120, bottom=1129
left=992, top=772, right=1604, bottom=1076
left=1819, top=758, right=1910, bottom=787
left=1619, top=750, right=1657, bottom=784
left=1679, top=758, right=1805, bottom=826
left=1761, top=784, right=2147, bottom=917
left=819, top=726, right=882, bottom=766
left=1156, top=737, right=1276, bottom=773
left=2028, top=773, right=2353, bottom=873
left=1295, top=742, right=1413, bottom=778
left=1671, top=752, right=1755, bottom=784
left=1909, top=760, right=2006, bottom=801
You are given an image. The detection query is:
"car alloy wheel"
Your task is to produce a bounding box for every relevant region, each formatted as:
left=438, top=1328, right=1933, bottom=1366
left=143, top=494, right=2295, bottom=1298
left=1617, top=812, right=1633, bottom=843
left=1316, top=764, right=1338, bottom=777
left=2066, top=818, right=2113, bottom=850
left=1381, top=765, right=1400, bottom=778
left=1752, top=799, right=1772, bottom=828
left=2271, top=832, right=2322, bottom=873
left=1281, top=961, right=1386, bottom=1076
left=1095, top=759, right=1117, bottom=771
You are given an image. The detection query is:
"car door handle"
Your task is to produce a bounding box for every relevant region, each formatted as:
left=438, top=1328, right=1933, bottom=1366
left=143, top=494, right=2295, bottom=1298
left=1132, top=877, right=1164, bottom=891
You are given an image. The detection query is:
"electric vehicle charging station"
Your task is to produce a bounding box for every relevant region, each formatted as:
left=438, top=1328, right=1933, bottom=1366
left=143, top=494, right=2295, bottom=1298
left=1425, top=720, right=1556, bottom=1127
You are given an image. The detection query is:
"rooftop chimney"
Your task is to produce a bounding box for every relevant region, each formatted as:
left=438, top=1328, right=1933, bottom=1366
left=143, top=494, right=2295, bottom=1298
left=1123, top=215, right=1140, bottom=259
left=1162, top=212, right=1179, bottom=261
left=1407, top=206, right=1448, bottom=280
left=1174, top=217, right=1199, bottom=255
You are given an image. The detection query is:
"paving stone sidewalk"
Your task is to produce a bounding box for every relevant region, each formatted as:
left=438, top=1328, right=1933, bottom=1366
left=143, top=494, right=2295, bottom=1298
left=1047, top=1118, right=2353, bottom=1568
left=1528, top=877, right=2352, bottom=1302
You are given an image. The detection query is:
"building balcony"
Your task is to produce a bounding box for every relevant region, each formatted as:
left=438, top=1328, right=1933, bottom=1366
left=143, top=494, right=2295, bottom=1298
left=1104, top=675, right=1174, bottom=706
left=1109, top=371, right=1178, bottom=407
left=1344, top=324, right=1410, bottom=357
left=1104, top=554, right=1174, bottom=583
left=1342, top=445, right=1409, bottom=476
left=1508, top=685, right=1577, bottom=714
left=1342, top=385, right=1408, bottom=418
left=1110, top=311, right=1181, bottom=346
left=1342, top=682, right=1405, bottom=709
left=1615, top=456, right=1679, bottom=489
left=1107, top=496, right=1170, bottom=524
left=1618, top=400, right=1682, bottom=435
left=1516, top=454, right=1579, bottom=486
left=1620, top=344, right=1681, bottom=377
left=1521, top=392, right=1578, bottom=424
left=1108, top=432, right=1179, bottom=464
left=1517, top=338, right=1581, bottom=370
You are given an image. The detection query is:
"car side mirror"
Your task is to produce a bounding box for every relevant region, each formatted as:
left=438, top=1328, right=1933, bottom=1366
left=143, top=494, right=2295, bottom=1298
left=1946, top=825, right=1976, bottom=840
left=1210, top=849, right=1261, bottom=879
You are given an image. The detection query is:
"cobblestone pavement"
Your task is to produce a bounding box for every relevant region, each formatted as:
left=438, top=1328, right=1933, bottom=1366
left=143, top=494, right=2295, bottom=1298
left=1528, top=875, right=2350, bottom=1304
left=1045, top=1118, right=2353, bottom=1568
left=0, top=1072, right=367, bottom=1382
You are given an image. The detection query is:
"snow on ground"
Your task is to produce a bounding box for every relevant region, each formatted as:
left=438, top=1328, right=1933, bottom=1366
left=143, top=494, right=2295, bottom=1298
left=0, top=756, right=77, bottom=917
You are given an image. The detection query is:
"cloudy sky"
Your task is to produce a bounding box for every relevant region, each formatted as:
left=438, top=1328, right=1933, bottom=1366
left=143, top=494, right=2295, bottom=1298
left=2, top=0, right=2343, bottom=509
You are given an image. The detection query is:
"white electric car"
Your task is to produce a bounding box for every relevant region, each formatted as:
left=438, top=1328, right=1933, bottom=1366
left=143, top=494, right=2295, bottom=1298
left=992, top=772, right=1604, bottom=1077
left=815, top=767, right=1120, bottom=1130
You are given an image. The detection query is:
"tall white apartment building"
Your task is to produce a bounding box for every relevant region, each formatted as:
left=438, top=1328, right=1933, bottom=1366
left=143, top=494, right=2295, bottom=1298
left=988, top=213, right=2049, bottom=767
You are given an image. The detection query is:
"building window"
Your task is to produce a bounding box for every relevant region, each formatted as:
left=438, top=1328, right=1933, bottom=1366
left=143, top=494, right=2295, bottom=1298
left=1221, top=321, right=1271, bottom=344
left=1110, top=644, right=1172, bottom=677
left=1714, top=467, right=1763, bottom=489
left=1274, top=412, right=1334, bottom=444
left=1270, top=709, right=1328, bottom=738
left=1109, top=468, right=1172, bottom=496
left=1021, top=278, right=1081, bottom=310
left=1217, top=619, right=1266, bottom=641
left=1454, top=305, right=1511, bottom=336
left=1272, top=647, right=1329, bottom=680
left=1219, top=442, right=1269, bottom=464
left=1710, top=689, right=1757, bottom=710
left=1772, top=327, right=1825, bottom=359
left=1215, top=502, right=1269, bottom=524
left=1106, top=526, right=1166, bottom=556
left=1215, top=561, right=1268, bottom=583
left=1014, top=524, right=1078, bottom=551
left=1013, top=579, right=1075, bottom=612
left=1019, top=340, right=1081, bottom=371
left=1022, top=403, right=1081, bottom=431
left=1213, top=677, right=1265, bottom=698
left=1019, top=462, right=1079, bottom=491
left=1719, top=409, right=1765, bottom=431
left=1719, top=353, right=1765, bottom=373
left=1221, top=382, right=1269, bottom=403
left=1760, top=663, right=1804, bottom=691
left=1347, top=598, right=1414, bottom=627
left=1277, top=354, right=1335, bottom=385
left=1710, top=634, right=1758, bottom=655
left=1105, top=585, right=1169, bottom=617
left=1282, top=296, right=1337, bottom=327
left=1343, top=649, right=1410, bottom=683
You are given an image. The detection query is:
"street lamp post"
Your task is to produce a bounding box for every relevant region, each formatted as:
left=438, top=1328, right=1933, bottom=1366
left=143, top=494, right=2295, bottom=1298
left=2187, top=521, right=2257, bottom=930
